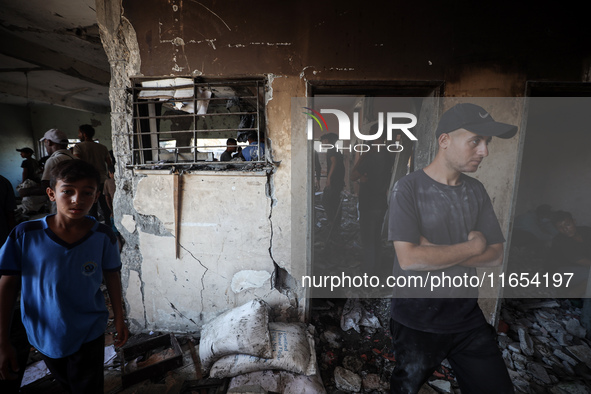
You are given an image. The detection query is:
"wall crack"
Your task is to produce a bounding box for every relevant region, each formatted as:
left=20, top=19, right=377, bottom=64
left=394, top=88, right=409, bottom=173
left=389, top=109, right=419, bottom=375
left=166, top=299, right=198, bottom=325
left=179, top=242, right=208, bottom=319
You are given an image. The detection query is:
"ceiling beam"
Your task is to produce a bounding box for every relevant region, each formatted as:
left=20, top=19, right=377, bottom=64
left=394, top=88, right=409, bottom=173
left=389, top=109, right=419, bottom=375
left=0, top=80, right=110, bottom=114
left=0, top=29, right=110, bottom=86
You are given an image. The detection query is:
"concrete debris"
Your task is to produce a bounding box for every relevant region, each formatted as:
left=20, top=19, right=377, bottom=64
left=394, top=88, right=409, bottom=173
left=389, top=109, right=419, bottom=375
left=321, top=327, right=343, bottom=349
left=554, top=349, right=577, bottom=366
left=340, top=298, right=382, bottom=333
left=561, top=360, right=576, bottom=376
left=548, top=381, right=591, bottom=394
left=428, top=379, right=452, bottom=393
left=512, top=377, right=531, bottom=393
left=518, top=327, right=535, bottom=356
left=342, top=355, right=364, bottom=374
left=520, top=300, right=561, bottom=310
left=309, top=199, right=591, bottom=393
left=508, top=342, right=522, bottom=353
left=362, top=373, right=385, bottom=391
left=566, top=319, right=588, bottom=339
left=503, top=349, right=515, bottom=369
left=567, top=344, right=591, bottom=368
left=500, top=298, right=591, bottom=393
left=527, top=362, right=551, bottom=384
left=334, top=366, right=362, bottom=392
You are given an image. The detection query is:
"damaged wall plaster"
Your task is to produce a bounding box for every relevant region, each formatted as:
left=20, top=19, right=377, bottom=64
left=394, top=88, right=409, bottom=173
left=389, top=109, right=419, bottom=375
left=120, top=214, right=136, bottom=233
left=96, top=0, right=145, bottom=331
left=105, top=0, right=590, bottom=332
left=231, top=270, right=272, bottom=293
left=96, top=0, right=307, bottom=332
left=128, top=171, right=295, bottom=331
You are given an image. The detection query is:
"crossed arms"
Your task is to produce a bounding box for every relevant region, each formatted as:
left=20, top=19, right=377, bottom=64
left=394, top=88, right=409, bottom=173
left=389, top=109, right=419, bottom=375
left=394, top=230, right=504, bottom=271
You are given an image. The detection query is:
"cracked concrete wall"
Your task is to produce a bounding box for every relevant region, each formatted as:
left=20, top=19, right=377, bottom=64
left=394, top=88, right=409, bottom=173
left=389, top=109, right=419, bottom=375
left=97, top=0, right=307, bottom=333
left=129, top=172, right=291, bottom=331
left=96, top=0, right=144, bottom=331
left=99, top=0, right=591, bottom=332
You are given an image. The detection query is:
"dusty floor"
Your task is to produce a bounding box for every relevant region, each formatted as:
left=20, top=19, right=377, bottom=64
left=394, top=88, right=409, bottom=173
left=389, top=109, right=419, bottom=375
left=14, top=193, right=591, bottom=393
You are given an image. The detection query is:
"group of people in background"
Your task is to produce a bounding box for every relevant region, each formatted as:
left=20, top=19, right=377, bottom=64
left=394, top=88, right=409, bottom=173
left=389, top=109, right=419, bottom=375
left=513, top=205, right=591, bottom=293
left=219, top=131, right=265, bottom=162
left=10, top=125, right=116, bottom=227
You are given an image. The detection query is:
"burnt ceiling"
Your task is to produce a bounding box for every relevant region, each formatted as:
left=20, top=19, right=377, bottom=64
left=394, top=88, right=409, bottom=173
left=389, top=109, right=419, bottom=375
left=0, top=0, right=110, bottom=113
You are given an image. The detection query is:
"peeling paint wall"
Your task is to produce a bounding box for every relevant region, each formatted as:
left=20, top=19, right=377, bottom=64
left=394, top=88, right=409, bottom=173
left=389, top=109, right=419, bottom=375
left=97, top=0, right=591, bottom=332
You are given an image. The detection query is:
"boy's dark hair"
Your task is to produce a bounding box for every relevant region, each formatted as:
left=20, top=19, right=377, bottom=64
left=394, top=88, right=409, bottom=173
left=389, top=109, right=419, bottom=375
left=247, top=131, right=258, bottom=142
left=50, top=160, right=100, bottom=190
left=227, top=138, right=237, bottom=145
left=79, top=124, right=96, bottom=139
left=551, top=210, right=573, bottom=225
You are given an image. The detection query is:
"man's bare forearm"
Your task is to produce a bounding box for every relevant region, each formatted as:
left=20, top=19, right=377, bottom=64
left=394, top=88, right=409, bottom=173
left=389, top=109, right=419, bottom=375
left=460, top=243, right=504, bottom=267
left=395, top=235, right=485, bottom=271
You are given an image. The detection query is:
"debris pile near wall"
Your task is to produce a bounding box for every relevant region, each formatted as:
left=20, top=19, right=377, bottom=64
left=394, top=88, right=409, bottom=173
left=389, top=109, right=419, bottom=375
left=499, top=298, right=591, bottom=393
left=311, top=297, right=591, bottom=393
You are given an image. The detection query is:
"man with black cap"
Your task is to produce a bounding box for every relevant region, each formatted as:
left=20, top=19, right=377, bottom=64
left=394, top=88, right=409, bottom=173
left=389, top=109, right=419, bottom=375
left=16, top=147, right=40, bottom=183
left=388, top=103, right=516, bottom=393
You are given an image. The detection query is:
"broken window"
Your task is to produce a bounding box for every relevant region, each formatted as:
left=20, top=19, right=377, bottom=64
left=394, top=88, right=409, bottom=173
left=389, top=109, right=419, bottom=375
left=130, top=77, right=268, bottom=168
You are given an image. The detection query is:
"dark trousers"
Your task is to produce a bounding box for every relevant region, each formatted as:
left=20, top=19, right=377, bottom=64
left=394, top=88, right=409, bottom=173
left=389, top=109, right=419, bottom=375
left=359, top=208, right=386, bottom=276
left=322, top=185, right=343, bottom=229
left=390, top=319, right=514, bottom=394
left=42, top=334, right=105, bottom=394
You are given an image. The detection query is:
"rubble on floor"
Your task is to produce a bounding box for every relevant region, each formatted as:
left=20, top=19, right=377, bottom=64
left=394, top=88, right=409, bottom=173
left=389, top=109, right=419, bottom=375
left=17, top=193, right=591, bottom=393
left=500, top=298, right=591, bottom=393
left=311, top=193, right=591, bottom=394
left=311, top=298, right=458, bottom=394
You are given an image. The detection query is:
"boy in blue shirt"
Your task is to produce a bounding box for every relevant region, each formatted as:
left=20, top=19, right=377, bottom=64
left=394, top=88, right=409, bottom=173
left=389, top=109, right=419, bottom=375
left=0, top=159, right=129, bottom=393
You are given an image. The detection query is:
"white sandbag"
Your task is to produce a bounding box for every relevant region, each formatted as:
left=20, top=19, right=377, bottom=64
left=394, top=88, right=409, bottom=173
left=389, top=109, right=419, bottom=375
left=210, top=323, right=316, bottom=378
left=199, top=299, right=272, bottom=373
left=229, top=370, right=326, bottom=394
left=20, top=196, right=48, bottom=213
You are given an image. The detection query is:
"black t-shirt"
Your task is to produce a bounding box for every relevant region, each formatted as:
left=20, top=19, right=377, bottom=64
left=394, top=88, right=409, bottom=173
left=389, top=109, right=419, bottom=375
left=388, top=169, right=505, bottom=333
left=326, top=149, right=345, bottom=190
left=21, top=158, right=41, bottom=182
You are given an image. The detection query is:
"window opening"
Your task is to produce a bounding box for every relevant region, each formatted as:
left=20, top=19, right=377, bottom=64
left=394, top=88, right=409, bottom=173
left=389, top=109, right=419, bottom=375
left=131, top=77, right=268, bottom=169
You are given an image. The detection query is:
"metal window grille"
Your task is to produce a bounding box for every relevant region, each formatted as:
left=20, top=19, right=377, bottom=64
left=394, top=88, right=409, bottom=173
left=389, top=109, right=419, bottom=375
left=130, top=77, right=267, bottom=168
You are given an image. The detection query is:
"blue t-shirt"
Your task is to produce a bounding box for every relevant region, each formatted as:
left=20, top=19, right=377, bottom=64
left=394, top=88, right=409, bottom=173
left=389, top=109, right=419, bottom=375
left=242, top=142, right=265, bottom=161
left=0, top=215, right=121, bottom=358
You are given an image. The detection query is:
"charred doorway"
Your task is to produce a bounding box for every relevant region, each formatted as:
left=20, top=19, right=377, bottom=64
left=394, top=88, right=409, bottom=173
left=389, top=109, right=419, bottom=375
left=304, top=81, right=443, bottom=299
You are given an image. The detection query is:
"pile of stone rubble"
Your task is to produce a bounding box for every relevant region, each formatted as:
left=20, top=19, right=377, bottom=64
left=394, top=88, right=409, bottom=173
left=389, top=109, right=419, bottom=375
left=312, top=298, right=591, bottom=394
left=499, top=298, right=591, bottom=394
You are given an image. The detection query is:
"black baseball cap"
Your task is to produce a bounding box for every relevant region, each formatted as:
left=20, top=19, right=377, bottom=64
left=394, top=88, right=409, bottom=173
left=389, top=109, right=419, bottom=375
left=16, top=147, right=34, bottom=154
left=435, top=103, right=518, bottom=139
